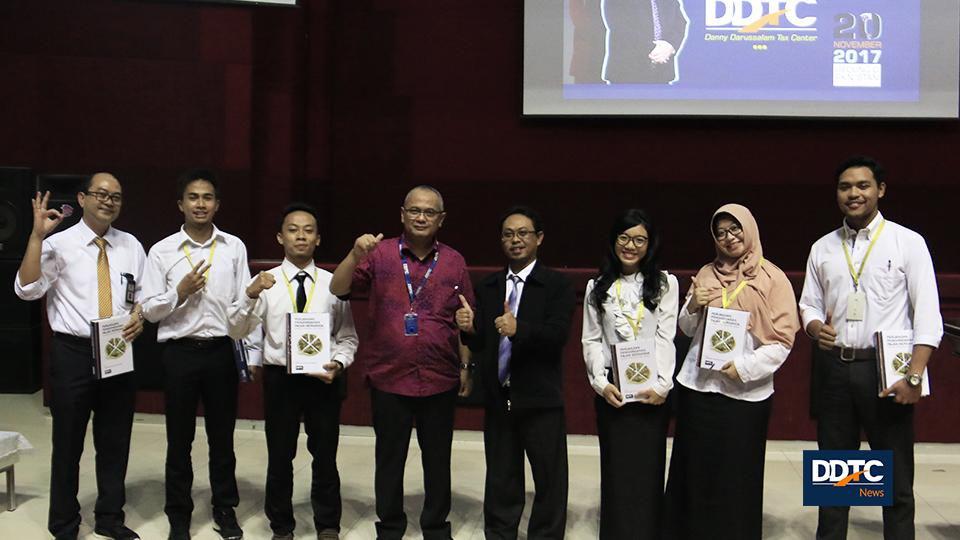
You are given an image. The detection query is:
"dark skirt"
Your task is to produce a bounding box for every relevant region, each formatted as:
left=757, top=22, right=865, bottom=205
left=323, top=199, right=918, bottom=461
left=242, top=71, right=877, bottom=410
left=663, top=385, right=772, bottom=540
left=595, top=394, right=670, bottom=540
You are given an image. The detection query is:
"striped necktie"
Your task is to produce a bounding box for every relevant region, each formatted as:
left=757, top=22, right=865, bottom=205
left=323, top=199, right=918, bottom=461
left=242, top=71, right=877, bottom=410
left=497, top=274, right=521, bottom=385
left=651, top=0, right=663, bottom=41
left=94, top=237, right=112, bottom=318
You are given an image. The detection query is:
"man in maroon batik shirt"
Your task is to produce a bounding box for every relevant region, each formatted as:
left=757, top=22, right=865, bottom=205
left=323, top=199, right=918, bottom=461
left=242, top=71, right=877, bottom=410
left=330, top=185, right=474, bottom=540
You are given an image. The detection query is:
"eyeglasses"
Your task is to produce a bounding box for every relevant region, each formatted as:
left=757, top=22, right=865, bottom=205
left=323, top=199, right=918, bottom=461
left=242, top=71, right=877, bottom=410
left=616, top=234, right=648, bottom=248
left=84, top=191, right=123, bottom=204
left=714, top=224, right=743, bottom=241
left=403, top=207, right=443, bottom=219
left=502, top=229, right=537, bottom=241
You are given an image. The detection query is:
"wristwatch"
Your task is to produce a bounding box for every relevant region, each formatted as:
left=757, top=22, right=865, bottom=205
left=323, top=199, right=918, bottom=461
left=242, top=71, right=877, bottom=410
left=906, top=372, right=923, bottom=388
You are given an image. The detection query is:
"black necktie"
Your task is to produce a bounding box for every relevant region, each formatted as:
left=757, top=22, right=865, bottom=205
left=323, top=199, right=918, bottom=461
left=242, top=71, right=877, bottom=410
left=294, top=271, right=308, bottom=313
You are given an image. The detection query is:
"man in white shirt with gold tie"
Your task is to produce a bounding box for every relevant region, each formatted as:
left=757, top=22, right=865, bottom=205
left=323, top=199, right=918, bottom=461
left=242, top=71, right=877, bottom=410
left=799, top=156, right=943, bottom=540
left=15, top=173, right=146, bottom=540
left=229, top=203, right=357, bottom=540
left=140, top=169, right=260, bottom=540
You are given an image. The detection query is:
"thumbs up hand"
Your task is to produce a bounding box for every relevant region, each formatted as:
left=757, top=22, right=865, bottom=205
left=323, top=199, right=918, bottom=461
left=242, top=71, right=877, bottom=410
left=815, top=314, right=837, bottom=351
left=456, top=294, right=475, bottom=334
left=352, top=233, right=384, bottom=262
left=494, top=300, right=517, bottom=338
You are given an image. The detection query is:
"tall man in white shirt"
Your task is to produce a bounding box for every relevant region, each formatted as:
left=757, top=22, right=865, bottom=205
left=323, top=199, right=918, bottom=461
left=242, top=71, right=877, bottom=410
left=799, top=156, right=943, bottom=540
left=141, top=170, right=260, bottom=540
left=15, top=173, right=146, bottom=540
left=229, top=203, right=358, bottom=540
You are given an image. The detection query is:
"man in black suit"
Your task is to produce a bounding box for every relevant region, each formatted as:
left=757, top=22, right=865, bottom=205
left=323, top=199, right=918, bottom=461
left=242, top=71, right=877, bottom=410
left=457, top=206, right=576, bottom=539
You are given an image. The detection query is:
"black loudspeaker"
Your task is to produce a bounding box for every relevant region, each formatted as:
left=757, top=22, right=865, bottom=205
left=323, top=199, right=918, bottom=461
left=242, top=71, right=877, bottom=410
left=0, top=259, right=42, bottom=393
left=0, top=167, right=34, bottom=260
left=36, top=174, right=87, bottom=234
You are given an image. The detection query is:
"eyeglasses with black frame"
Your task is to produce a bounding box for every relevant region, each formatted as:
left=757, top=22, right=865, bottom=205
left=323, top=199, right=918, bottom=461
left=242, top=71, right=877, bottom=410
left=615, top=234, right=648, bottom=248
left=501, top=229, right=538, bottom=241
left=84, top=190, right=123, bottom=204
left=714, top=224, right=743, bottom=241
left=403, top=207, right=443, bottom=219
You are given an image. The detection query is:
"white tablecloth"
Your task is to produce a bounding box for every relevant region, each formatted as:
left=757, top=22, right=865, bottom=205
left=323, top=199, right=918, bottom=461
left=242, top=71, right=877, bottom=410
left=0, top=431, right=32, bottom=464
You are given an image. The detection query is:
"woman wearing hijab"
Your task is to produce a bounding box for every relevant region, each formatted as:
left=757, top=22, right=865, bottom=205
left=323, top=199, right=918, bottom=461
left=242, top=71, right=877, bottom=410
left=663, top=204, right=800, bottom=540
left=581, top=209, right=679, bottom=539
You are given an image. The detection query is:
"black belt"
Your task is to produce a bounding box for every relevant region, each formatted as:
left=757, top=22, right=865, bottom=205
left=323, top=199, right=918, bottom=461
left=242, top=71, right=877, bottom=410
left=53, top=332, right=91, bottom=345
left=168, top=336, right=230, bottom=350
left=830, top=346, right=877, bottom=362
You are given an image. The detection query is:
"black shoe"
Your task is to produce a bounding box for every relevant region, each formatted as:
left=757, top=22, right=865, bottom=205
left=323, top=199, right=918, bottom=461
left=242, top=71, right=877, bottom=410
left=93, top=523, right=141, bottom=540
left=213, top=510, right=243, bottom=540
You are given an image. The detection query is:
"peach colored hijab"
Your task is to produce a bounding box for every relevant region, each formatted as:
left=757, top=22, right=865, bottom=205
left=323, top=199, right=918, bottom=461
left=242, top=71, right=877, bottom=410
left=691, top=204, right=800, bottom=348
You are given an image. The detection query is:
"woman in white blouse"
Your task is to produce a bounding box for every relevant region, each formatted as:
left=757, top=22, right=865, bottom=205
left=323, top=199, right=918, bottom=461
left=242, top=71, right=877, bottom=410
left=663, top=204, right=800, bottom=540
left=581, top=209, right=678, bottom=540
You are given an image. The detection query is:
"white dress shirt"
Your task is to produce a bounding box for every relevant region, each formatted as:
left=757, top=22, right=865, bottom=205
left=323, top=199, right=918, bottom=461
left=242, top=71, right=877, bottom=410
left=798, top=212, right=943, bottom=349
left=228, top=259, right=358, bottom=368
left=582, top=271, right=679, bottom=398
left=676, top=296, right=792, bottom=402
left=14, top=220, right=147, bottom=338
left=505, top=259, right=537, bottom=307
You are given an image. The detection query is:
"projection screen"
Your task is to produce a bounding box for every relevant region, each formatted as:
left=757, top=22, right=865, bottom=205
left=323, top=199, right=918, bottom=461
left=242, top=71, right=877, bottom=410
left=523, top=0, right=959, bottom=118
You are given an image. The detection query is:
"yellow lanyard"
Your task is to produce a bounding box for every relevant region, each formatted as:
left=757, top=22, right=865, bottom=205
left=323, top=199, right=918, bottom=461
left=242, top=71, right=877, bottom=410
left=282, top=268, right=318, bottom=313
left=720, top=258, right=764, bottom=309
left=614, top=278, right=645, bottom=338
left=183, top=238, right=216, bottom=280
left=841, top=219, right=886, bottom=290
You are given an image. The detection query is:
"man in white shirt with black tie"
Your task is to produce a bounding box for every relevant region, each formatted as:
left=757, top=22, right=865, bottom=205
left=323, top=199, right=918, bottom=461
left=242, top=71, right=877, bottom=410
left=140, top=170, right=260, bottom=540
left=229, top=203, right=357, bottom=540
left=799, top=156, right=943, bottom=540
left=15, top=173, right=146, bottom=540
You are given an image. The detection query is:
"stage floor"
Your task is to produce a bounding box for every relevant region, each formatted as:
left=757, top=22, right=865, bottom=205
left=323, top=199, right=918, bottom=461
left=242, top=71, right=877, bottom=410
left=1, top=392, right=958, bottom=539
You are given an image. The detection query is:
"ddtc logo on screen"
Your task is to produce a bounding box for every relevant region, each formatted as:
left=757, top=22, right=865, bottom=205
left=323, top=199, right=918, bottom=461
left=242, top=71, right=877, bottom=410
left=803, top=450, right=892, bottom=506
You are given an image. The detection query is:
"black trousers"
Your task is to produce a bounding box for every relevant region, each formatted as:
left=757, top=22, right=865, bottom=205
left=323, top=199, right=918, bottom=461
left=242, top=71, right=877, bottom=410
left=483, top=398, right=568, bottom=540
left=48, top=333, right=136, bottom=540
left=663, top=386, right=771, bottom=540
left=262, top=365, right=342, bottom=535
left=814, top=350, right=915, bottom=540
left=371, top=386, right=457, bottom=540
left=595, top=395, right=669, bottom=540
left=162, top=337, right=239, bottom=528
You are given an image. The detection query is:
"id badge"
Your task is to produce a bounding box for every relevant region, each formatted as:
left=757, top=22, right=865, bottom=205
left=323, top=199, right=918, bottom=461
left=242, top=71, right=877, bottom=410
left=123, top=273, right=136, bottom=305
left=404, top=312, right=419, bottom=336
left=846, top=290, right=866, bottom=321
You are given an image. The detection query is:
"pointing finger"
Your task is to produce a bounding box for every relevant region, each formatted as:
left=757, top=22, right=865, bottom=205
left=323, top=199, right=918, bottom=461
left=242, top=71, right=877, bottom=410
left=374, top=233, right=384, bottom=242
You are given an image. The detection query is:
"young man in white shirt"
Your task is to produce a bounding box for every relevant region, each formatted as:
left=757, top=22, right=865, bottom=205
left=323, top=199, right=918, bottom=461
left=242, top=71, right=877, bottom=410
left=15, top=173, right=146, bottom=540
left=140, top=170, right=260, bottom=540
left=230, top=203, right=358, bottom=540
left=799, top=156, right=943, bottom=540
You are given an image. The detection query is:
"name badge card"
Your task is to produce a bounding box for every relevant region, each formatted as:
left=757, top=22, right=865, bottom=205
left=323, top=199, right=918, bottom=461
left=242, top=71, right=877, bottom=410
left=699, top=307, right=750, bottom=370
left=875, top=330, right=930, bottom=396
left=90, top=314, right=135, bottom=379
left=404, top=312, right=419, bottom=336
left=610, top=339, right=658, bottom=402
left=286, top=312, right=331, bottom=374
left=846, top=290, right=866, bottom=321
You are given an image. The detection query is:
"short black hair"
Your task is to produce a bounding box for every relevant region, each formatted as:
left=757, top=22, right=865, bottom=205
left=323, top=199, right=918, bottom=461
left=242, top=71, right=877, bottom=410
left=177, top=169, right=219, bottom=199
left=835, top=156, right=885, bottom=185
left=278, top=202, right=320, bottom=230
left=79, top=174, right=95, bottom=193
left=498, top=205, right=543, bottom=233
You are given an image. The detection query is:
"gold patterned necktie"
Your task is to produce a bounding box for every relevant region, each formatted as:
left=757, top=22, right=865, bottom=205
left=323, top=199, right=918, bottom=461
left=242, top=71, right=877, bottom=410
left=94, top=237, right=112, bottom=318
